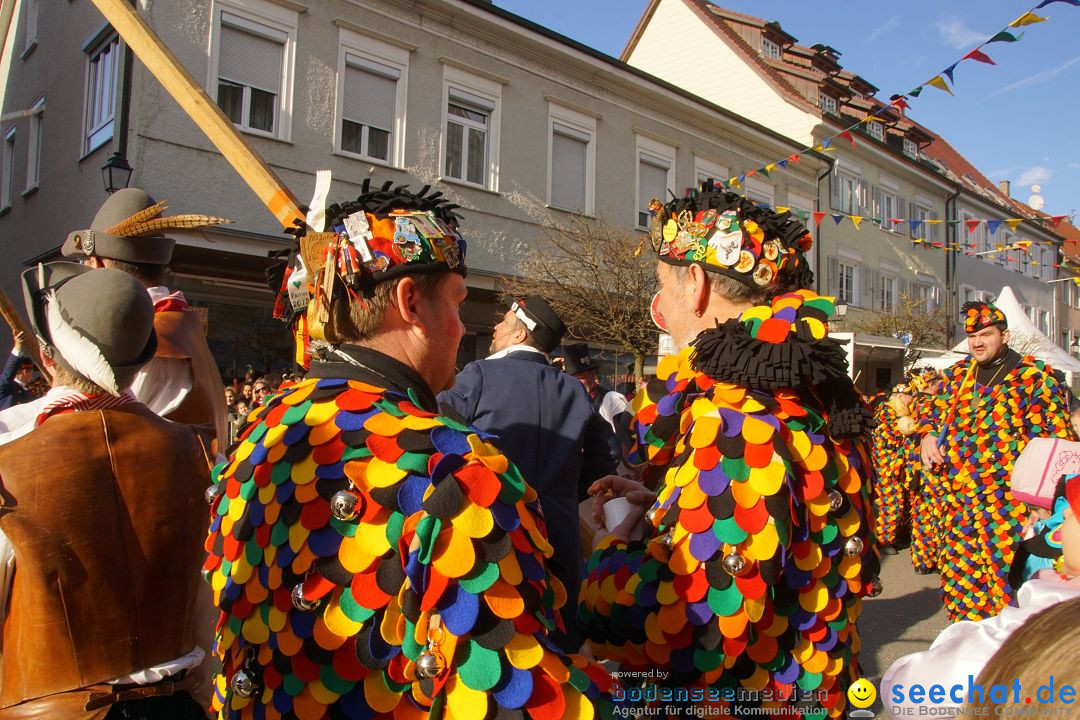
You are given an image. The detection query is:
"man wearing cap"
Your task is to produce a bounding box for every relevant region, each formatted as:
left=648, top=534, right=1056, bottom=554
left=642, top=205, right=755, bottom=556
left=0, top=331, right=35, bottom=411
left=204, top=182, right=612, bottom=718
left=438, top=296, right=618, bottom=651
left=562, top=342, right=633, bottom=463
left=0, top=263, right=212, bottom=718
left=579, top=187, right=877, bottom=718
left=62, top=188, right=230, bottom=449
left=919, top=300, right=1072, bottom=622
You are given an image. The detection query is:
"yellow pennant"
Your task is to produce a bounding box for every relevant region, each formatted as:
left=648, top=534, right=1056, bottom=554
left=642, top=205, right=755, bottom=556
left=1006, top=219, right=1023, bottom=232
left=927, top=219, right=943, bottom=225
left=775, top=205, right=789, bottom=213
left=850, top=216, right=863, bottom=229
left=1010, top=11, right=1046, bottom=27
left=927, top=76, right=954, bottom=95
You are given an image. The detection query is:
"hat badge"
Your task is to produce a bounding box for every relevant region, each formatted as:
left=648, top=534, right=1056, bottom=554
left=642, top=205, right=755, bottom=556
left=73, top=230, right=95, bottom=256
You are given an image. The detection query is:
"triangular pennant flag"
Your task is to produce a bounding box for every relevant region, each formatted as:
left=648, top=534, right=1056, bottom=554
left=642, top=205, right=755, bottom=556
left=965, top=219, right=982, bottom=234
left=1015, top=240, right=1032, bottom=250
left=738, top=174, right=747, bottom=183
left=1073, top=276, right=1080, bottom=287
left=943, top=63, right=960, bottom=83
left=729, top=177, right=741, bottom=189
left=1006, top=218, right=1023, bottom=231
left=758, top=167, right=770, bottom=179
left=788, top=154, right=801, bottom=164
left=890, top=96, right=911, bottom=110
left=1010, top=11, right=1047, bottom=26
left=890, top=218, right=904, bottom=226
left=777, top=159, right=789, bottom=169
left=1050, top=215, right=1067, bottom=227
left=909, top=219, right=924, bottom=234
left=775, top=205, right=789, bottom=213
left=1030, top=217, right=1046, bottom=225
left=986, top=219, right=1003, bottom=234
left=1038, top=0, right=1080, bottom=7
left=821, top=139, right=832, bottom=149
left=813, top=211, right=826, bottom=227
left=988, top=30, right=1022, bottom=43
left=746, top=170, right=757, bottom=178
left=912, top=238, right=924, bottom=244
left=964, top=49, right=996, bottom=65
left=832, top=214, right=845, bottom=226
left=850, top=216, right=863, bottom=229
left=758, top=204, right=773, bottom=210
left=946, top=220, right=961, bottom=225
left=927, top=75, right=954, bottom=95
left=927, top=219, right=943, bottom=225
left=838, top=130, right=856, bottom=147
left=909, top=86, right=924, bottom=97
left=766, top=163, right=777, bottom=173
left=872, top=216, right=884, bottom=225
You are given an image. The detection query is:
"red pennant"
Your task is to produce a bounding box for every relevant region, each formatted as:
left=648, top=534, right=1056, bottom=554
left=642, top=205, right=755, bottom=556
left=812, top=211, right=826, bottom=227
left=964, top=49, right=996, bottom=65
left=746, top=169, right=757, bottom=178
left=1050, top=215, right=1067, bottom=227
left=838, top=130, right=856, bottom=148
left=788, top=154, right=801, bottom=164
left=891, top=97, right=911, bottom=111
left=965, top=219, right=982, bottom=234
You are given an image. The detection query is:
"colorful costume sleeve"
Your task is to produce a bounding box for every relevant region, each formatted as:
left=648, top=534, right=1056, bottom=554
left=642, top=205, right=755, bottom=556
left=1024, top=360, right=1073, bottom=443
left=579, top=348, right=876, bottom=717
left=204, top=377, right=612, bottom=719
left=916, top=368, right=955, bottom=439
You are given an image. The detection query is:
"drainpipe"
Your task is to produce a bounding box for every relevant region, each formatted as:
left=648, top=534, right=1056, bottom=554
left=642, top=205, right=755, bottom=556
left=815, top=155, right=836, bottom=296
left=117, top=2, right=135, bottom=160
left=944, top=183, right=961, bottom=346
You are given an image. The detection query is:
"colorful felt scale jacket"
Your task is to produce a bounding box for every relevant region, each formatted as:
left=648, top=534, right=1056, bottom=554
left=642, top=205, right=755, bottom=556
left=918, top=352, right=1072, bottom=622
left=578, top=290, right=877, bottom=718
left=204, top=347, right=613, bottom=719
left=870, top=401, right=910, bottom=547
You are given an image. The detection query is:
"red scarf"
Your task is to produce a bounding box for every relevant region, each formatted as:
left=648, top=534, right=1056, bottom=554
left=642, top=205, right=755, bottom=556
left=153, top=290, right=189, bottom=313
left=35, top=390, right=137, bottom=427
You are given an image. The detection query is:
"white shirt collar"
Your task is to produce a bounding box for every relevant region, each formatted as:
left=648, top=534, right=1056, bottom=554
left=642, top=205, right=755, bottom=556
left=487, top=344, right=548, bottom=361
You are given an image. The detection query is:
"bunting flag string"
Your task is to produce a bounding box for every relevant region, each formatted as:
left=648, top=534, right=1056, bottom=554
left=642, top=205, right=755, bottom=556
left=712, top=0, right=1074, bottom=212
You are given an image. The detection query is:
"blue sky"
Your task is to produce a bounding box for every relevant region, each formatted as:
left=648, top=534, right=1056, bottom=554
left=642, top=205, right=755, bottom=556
left=495, top=0, right=1080, bottom=218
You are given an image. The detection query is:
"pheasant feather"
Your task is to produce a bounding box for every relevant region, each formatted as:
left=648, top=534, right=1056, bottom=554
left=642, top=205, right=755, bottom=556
left=118, top=214, right=232, bottom=237
left=104, top=200, right=169, bottom=236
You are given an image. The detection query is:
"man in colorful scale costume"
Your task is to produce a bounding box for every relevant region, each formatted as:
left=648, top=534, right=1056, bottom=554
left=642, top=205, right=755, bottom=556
left=918, top=301, right=1073, bottom=622
left=203, top=182, right=613, bottom=719
left=578, top=186, right=879, bottom=718
left=906, top=370, right=946, bottom=575
left=871, top=383, right=918, bottom=554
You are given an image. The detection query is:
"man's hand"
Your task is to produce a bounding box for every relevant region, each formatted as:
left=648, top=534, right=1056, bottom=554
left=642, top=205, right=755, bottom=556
left=588, top=475, right=656, bottom=545
left=12, top=330, right=24, bottom=354
left=920, top=434, right=944, bottom=468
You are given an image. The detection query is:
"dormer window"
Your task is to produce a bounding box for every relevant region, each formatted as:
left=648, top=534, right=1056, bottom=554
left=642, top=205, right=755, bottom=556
left=903, top=137, right=919, bottom=160
left=865, top=121, right=884, bottom=141
left=819, top=93, right=837, bottom=115
left=762, top=38, right=781, bottom=60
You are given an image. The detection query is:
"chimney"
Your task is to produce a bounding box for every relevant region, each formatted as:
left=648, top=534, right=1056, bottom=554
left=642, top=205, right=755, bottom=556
left=999, top=180, right=1011, bottom=197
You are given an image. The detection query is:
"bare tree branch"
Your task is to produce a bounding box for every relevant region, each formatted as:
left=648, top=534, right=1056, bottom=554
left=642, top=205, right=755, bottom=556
left=849, top=294, right=950, bottom=368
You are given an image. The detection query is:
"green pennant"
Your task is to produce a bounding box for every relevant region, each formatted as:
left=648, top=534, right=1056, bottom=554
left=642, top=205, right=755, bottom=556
left=988, top=30, right=1023, bottom=43
left=758, top=167, right=770, bottom=179
left=909, top=86, right=923, bottom=97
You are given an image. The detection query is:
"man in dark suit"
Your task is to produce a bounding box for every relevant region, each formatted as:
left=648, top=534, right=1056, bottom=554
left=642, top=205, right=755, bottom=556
left=439, top=296, right=617, bottom=651
left=0, top=332, right=35, bottom=411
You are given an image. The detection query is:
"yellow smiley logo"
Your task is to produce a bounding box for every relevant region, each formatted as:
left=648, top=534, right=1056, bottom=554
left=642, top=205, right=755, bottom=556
left=847, top=678, right=877, bottom=709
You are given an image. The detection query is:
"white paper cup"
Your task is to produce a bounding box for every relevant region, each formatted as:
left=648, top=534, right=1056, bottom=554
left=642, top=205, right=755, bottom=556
left=603, top=496, right=633, bottom=530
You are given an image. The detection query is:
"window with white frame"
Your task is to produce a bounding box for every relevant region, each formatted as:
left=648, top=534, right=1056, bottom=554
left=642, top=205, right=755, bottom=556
left=547, top=104, right=595, bottom=214
left=636, top=136, right=675, bottom=228
left=911, top=201, right=936, bottom=242
left=831, top=168, right=862, bottom=215
left=880, top=274, right=898, bottom=313
left=83, top=33, right=119, bottom=155
left=694, top=156, right=728, bottom=189
left=23, top=0, right=38, bottom=54
left=212, top=2, right=297, bottom=140
left=875, top=182, right=899, bottom=230
left=762, top=38, right=781, bottom=60
left=744, top=177, right=774, bottom=207
left=959, top=284, right=977, bottom=320
left=443, top=66, right=501, bottom=190
left=25, top=97, right=43, bottom=191
left=1038, top=309, right=1050, bottom=336
left=911, top=279, right=940, bottom=312
left=902, top=138, right=919, bottom=160
left=820, top=93, right=837, bottom=115
left=865, top=121, right=884, bottom=142
left=838, top=260, right=856, bottom=305
left=336, top=32, right=408, bottom=166
left=787, top=191, right=815, bottom=276
left=1, top=127, right=14, bottom=211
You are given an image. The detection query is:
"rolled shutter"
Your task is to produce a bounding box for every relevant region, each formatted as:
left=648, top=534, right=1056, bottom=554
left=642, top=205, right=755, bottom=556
left=218, top=18, right=284, bottom=94
left=342, top=57, right=397, bottom=132
left=550, top=124, right=587, bottom=211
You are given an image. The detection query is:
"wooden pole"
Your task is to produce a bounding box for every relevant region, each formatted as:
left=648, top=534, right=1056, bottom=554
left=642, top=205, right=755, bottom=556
left=0, top=290, right=46, bottom=376
left=88, top=0, right=305, bottom=231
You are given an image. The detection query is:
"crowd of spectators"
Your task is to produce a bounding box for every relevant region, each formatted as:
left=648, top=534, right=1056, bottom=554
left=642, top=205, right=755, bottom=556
left=222, top=368, right=304, bottom=444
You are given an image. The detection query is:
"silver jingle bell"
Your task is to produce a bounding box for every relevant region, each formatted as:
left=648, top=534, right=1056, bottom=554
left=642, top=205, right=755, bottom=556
left=329, top=490, right=360, bottom=521
left=721, top=551, right=750, bottom=577
left=844, top=536, right=865, bottom=557
left=869, top=577, right=884, bottom=598
left=828, top=490, right=844, bottom=512
left=415, top=648, right=446, bottom=679
left=645, top=506, right=660, bottom=526
left=659, top=529, right=674, bottom=549
left=291, top=583, right=319, bottom=611
left=230, top=669, right=259, bottom=698
left=205, top=483, right=224, bottom=504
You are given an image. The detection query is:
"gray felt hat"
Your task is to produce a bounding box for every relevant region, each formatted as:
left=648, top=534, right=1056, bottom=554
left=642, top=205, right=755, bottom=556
left=61, top=187, right=230, bottom=265
left=21, top=262, right=157, bottom=395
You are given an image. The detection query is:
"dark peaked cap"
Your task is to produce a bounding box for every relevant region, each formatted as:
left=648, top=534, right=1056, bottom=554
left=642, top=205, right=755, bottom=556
left=562, top=343, right=596, bottom=375
left=510, top=297, right=565, bottom=353
left=61, top=187, right=230, bottom=265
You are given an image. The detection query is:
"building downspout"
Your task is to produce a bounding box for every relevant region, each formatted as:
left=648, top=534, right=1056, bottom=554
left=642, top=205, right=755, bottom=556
left=117, top=3, right=135, bottom=161
left=944, top=183, right=961, bottom=346
left=815, top=155, right=836, bottom=295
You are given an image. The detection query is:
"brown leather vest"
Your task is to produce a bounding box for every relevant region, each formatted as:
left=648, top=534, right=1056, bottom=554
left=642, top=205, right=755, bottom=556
left=154, top=309, right=227, bottom=449
left=0, top=404, right=211, bottom=713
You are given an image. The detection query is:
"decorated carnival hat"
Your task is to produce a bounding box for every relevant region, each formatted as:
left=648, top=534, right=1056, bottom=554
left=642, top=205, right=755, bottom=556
left=509, top=297, right=565, bottom=353
left=648, top=182, right=814, bottom=294
left=61, top=187, right=231, bottom=265
left=962, top=300, right=1008, bottom=334
left=562, top=342, right=596, bottom=375
left=21, top=262, right=157, bottom=396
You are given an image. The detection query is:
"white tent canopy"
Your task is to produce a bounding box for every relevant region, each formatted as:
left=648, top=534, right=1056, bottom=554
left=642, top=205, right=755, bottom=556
left=944, top=286, right=1080, bottom=377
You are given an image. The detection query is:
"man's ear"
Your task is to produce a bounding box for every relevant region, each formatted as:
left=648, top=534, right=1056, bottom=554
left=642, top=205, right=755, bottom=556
left=392, top=276, right=423, bottom=327
left=687, top=263, right=710, bottom=315
left=1001, top=328, right=1011, bottom=345
left=509, top=324, right=528, bottom=347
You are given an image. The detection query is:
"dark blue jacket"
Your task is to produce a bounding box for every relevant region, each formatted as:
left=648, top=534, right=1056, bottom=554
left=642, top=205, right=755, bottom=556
left=438, top=349, right=617, bottom=649
left=0, top=354, right=32, bottom=411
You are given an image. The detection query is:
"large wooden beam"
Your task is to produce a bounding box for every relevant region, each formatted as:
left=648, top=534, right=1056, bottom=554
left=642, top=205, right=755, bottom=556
left=89, top=0, right=305, bottom=231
